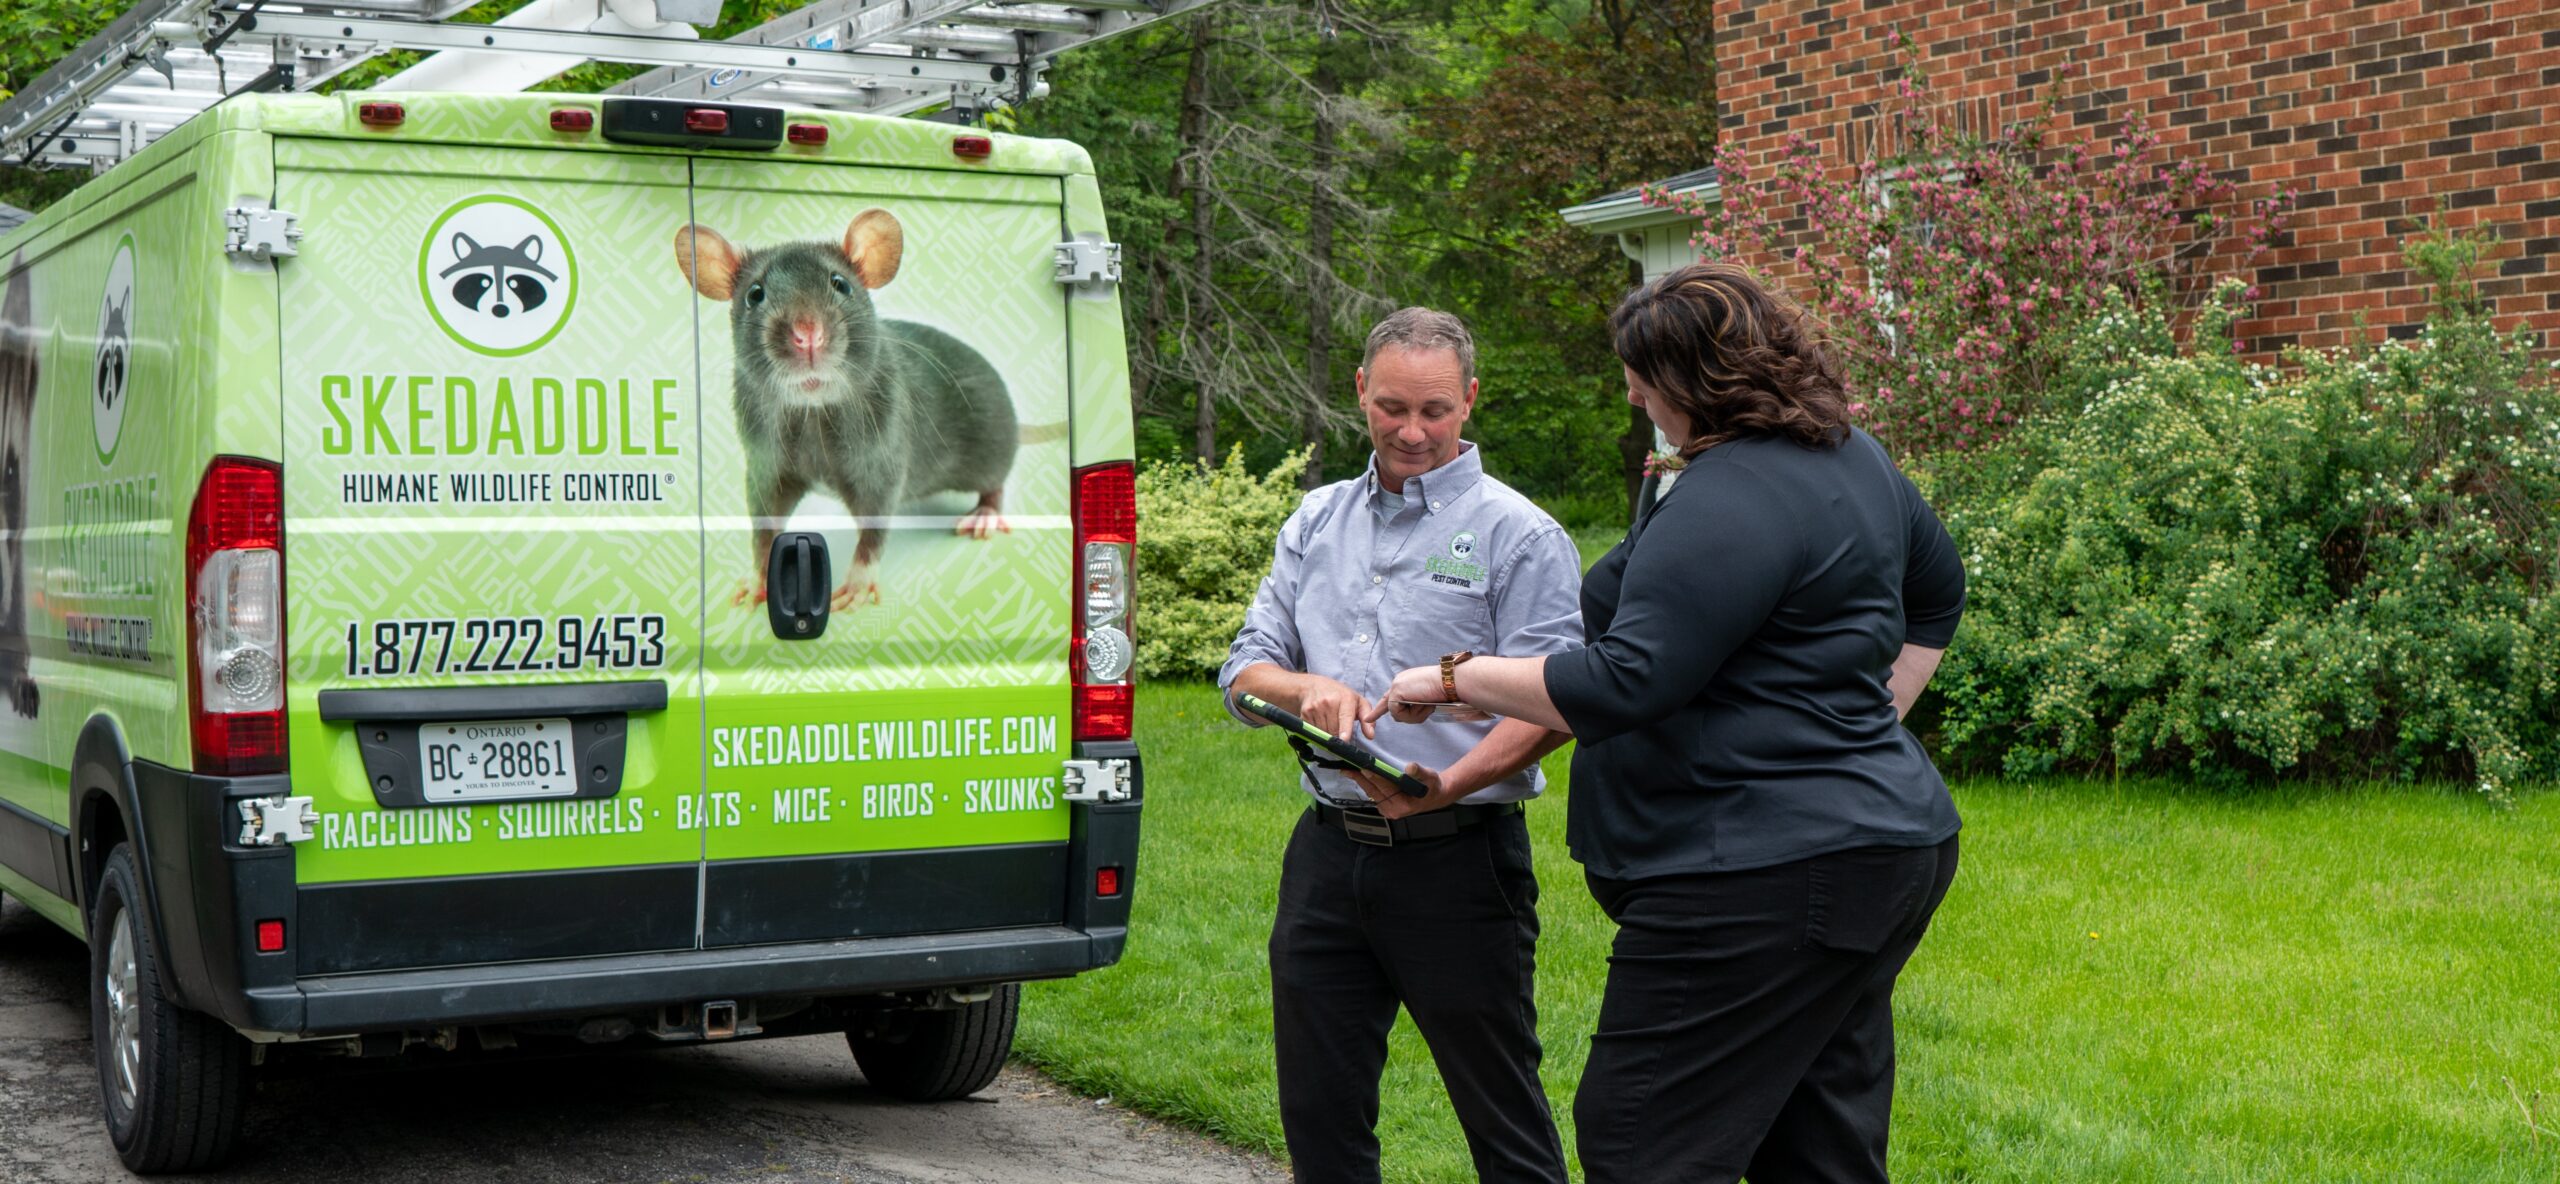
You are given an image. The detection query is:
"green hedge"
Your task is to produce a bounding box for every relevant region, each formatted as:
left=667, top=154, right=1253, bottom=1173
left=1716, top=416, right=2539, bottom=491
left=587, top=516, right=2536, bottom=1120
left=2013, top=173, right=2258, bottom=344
left=1927, top=253, right=2560, bottom=799
left=1134, top=445, right=1307, bottom=680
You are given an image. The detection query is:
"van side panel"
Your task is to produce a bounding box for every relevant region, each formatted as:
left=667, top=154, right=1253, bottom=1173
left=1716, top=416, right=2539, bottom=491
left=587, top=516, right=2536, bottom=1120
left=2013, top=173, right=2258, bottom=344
left=0, top=128, right=266, bottom=931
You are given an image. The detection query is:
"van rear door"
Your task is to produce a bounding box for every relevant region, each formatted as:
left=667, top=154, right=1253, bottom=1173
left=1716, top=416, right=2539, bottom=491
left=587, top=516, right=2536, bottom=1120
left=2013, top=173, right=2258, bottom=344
left=276, top=140, right=707, bottom=974
left=684, top=158, right=1076, bottom=948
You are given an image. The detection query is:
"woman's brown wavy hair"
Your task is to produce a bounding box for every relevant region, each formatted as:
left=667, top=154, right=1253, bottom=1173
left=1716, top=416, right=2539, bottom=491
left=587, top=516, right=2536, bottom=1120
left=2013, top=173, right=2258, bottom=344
left=1609, top=262, right=1852, bottom=453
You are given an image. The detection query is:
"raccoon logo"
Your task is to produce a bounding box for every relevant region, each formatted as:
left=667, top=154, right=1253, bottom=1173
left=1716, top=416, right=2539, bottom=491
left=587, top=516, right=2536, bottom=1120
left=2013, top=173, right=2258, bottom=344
left=93, top=236, right=135, bottom=462
left=95, top=294, right=129, bottom=410
left=419, top=196, right=577, bottom=357
left=441, top=233, right=554, bottom=319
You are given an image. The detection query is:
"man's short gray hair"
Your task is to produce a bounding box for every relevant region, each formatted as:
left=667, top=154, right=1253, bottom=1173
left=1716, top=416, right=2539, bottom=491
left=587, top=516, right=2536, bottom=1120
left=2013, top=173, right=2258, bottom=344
left=1362, top=307, right=1476, bottom=387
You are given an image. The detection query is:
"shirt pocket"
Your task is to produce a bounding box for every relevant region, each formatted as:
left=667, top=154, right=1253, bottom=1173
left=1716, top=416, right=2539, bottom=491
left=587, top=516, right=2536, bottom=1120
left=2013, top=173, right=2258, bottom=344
left=1390, top=579, right=1494, bottom=668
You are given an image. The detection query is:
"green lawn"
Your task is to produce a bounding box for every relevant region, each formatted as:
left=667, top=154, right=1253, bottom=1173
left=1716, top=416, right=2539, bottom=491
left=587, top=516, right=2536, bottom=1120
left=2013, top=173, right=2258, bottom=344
left=1018, top=681, right=2560, bottom=1182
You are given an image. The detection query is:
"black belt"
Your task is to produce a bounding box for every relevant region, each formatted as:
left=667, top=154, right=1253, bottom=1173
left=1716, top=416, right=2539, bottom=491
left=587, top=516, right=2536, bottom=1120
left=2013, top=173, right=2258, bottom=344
left=1310, top=800, right=1521, bottom=847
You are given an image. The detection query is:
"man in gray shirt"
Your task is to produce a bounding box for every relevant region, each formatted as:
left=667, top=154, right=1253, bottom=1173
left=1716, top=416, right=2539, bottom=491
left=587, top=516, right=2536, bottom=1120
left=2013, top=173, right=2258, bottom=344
left=1220, top=307, right=1583, bottom=1184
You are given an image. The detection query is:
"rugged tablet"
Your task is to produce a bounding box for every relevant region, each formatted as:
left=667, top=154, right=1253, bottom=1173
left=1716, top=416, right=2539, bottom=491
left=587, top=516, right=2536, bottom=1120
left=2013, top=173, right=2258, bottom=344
left=1235, top=692, right=1430, bottom=798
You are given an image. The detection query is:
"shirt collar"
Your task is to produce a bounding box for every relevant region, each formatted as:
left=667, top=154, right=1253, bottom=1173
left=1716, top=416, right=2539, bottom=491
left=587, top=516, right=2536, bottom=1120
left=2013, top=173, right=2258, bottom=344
left=1364, top=442, right=1483, bottom=513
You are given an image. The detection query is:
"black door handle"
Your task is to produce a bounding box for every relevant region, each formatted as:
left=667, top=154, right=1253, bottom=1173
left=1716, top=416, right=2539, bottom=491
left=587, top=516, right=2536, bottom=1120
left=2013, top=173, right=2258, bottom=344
left=766, top=531, right=830, bottom=640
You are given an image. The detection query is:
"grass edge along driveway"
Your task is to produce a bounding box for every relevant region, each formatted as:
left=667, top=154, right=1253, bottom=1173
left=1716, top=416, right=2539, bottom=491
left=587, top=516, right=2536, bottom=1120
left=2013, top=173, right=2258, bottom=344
left=1017, top=681, right=2560, bottom=1183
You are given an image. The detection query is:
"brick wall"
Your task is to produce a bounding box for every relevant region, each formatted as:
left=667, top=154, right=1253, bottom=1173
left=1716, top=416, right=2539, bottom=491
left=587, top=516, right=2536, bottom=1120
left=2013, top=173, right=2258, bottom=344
left=1715, top=0, right=2560, bottom=357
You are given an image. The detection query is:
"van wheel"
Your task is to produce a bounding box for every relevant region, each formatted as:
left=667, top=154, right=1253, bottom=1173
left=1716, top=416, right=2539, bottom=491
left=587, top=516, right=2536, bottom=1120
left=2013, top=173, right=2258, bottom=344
left=90, top=844, right=248, bottom=1174
left=846, top=983, right=1018, bottom=1101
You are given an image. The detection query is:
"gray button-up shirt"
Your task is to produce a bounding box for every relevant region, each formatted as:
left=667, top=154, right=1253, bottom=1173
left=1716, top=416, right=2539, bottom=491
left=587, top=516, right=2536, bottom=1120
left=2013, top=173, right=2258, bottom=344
left=1218, top=444, right=1585, bottom=806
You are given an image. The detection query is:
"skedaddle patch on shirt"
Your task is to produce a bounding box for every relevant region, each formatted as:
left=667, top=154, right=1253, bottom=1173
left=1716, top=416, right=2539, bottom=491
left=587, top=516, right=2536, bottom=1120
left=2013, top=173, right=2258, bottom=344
left=1426, top=530, right=1488, bottom=586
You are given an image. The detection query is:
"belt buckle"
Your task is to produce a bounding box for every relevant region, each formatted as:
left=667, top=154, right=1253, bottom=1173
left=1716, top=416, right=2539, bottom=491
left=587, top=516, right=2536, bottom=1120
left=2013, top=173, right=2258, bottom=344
left=1338, top=809, right=1395, bottom=847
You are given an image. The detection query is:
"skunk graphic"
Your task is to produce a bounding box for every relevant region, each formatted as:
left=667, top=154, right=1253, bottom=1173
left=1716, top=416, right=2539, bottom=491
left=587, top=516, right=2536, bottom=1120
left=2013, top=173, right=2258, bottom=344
left=93, top=291, right=128, bottom=416
left=440, top=233, right=555, bottom=320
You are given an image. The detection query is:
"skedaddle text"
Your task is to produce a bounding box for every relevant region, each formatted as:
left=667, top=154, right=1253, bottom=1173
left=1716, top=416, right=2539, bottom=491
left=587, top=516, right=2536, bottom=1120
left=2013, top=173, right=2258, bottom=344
left=317, top=374, right=683, bottom=457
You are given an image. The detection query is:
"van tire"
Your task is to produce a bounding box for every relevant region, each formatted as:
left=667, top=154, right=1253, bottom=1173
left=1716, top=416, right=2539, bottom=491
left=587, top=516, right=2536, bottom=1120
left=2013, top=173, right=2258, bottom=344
left=89, top=844, right=248, bottom=1174
left=846, top=983, right=1018, bottom=1101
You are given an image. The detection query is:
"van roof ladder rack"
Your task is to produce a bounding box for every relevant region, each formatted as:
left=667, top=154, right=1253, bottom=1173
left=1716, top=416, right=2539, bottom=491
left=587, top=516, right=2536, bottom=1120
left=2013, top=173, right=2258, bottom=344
left=0, top=0, right=1221, bottom=172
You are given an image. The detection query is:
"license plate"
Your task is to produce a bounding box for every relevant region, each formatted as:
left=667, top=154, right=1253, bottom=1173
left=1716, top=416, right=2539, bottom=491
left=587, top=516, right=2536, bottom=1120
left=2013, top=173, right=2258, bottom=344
left=419, top=717, right=581, bottom=803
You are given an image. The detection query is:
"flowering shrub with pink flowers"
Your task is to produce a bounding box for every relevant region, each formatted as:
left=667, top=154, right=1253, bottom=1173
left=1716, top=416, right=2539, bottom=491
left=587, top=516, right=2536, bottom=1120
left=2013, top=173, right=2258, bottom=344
left=1649, top=59, right=2292, bottom=456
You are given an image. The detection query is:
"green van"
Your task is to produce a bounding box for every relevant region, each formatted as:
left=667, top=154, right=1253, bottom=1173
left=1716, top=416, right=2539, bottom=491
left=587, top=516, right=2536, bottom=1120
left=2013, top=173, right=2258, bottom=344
left=0, top=91, right=1141, bottom=1173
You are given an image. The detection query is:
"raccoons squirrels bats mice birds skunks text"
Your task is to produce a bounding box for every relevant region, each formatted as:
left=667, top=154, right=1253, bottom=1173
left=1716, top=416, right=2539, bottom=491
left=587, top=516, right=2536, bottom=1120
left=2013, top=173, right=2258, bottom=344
left=674, top=208, right=1064, bottom=613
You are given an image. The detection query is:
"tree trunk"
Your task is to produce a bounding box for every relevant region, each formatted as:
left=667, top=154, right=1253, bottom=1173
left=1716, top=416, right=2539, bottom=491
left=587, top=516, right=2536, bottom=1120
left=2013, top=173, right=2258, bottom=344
left=1301, top=54, right=1341, bottom=489
left=1173, top=16, right=1219, bottom=463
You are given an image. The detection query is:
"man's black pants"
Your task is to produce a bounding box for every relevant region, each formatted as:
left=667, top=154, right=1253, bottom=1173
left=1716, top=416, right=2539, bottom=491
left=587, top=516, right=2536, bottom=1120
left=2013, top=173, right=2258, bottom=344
left=1270, top=806, right=1568, bottom=1184
left=1574, top=837, right=1960, bottom=1184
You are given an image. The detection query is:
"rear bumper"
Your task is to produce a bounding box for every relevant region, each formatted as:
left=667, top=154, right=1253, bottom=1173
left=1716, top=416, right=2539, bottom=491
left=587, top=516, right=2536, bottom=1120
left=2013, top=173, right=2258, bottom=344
left=245, top=924, right=1111, bottom=1033
left=132, top=743, right=1141, bottom=1037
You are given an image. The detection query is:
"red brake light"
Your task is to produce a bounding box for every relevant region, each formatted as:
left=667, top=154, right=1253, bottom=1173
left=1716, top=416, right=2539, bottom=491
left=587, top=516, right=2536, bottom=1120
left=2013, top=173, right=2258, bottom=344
left=255, top=920, right=286, bottom=953
left=187, top=457, right=287, bottom=777
left=952, top=134, right=993, bottom=160
left=787, top=122, right=828, bottom=146
left=358, top=102, right=404, bottom=127
left=550, top=108, right=595, bottom=133
left=685, top=108, right=730, bottom=134
left=1072, top=462, right=1135, bottom=742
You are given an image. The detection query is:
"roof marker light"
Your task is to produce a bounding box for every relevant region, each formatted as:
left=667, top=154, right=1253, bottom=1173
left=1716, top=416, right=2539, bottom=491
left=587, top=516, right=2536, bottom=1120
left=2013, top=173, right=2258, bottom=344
left=952, top=134, right=993, bottom=160
left=685, top=108, right=730, bottom=134
left=358, top=102, right=404, bottom=128
left=551, top=108, right=595, bottom=133
left=788, top=122, right=828, bottom=146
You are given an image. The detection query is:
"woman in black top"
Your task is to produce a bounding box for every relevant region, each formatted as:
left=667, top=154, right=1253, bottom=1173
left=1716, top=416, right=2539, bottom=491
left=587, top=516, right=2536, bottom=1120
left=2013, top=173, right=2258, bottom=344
left=1361, top=263, right=1965, bottom=1183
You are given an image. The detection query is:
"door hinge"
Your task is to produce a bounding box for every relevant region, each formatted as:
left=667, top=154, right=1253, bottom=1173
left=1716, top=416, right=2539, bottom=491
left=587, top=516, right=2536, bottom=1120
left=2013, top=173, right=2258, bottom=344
left=237, top=795, right=319, bottom=846
left=225, top=206, right=302, bottom=261
left=1051, top=236, right=1120, bottom=291
left=1060, top=758, right=1132, bottom=804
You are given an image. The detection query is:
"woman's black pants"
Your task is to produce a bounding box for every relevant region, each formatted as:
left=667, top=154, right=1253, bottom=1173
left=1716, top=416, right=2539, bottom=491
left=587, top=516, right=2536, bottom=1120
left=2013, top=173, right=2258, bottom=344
left=1573, top=837, right=1959, bottom=1184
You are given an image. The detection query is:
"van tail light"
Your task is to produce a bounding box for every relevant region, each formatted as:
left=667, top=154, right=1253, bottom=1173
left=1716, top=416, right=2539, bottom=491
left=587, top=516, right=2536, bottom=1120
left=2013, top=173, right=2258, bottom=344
left=188, top=458, right=287, bottom=776
left=1071, top=461, right=1135, bottom=741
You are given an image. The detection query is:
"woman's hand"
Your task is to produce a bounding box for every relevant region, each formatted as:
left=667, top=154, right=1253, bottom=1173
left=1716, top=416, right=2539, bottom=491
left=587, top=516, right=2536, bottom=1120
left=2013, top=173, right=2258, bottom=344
left=1345, top=762, right=1468, bottom=820
left=1375, top=664, right=1449, bottom=724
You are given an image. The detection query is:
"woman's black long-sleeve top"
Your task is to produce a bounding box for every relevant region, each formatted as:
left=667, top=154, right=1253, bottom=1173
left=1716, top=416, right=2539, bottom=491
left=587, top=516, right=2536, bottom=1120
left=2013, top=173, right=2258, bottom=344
left=1543, top=427, right=1966, bottom=880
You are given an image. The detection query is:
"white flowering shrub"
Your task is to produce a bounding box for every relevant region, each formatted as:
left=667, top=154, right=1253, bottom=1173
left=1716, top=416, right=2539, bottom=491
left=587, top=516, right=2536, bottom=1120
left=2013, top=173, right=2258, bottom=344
left=1133, top=446, right=1309, bottom=680
left=1928, top=235, right=2560, bottom=800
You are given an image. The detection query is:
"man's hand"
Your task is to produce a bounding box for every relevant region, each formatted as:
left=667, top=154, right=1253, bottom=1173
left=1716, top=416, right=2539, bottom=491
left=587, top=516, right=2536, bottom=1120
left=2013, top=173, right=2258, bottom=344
left=1295, top=675, right=1377, bottom=741
left=1347, top=762, right=1473, bottom=820
left=1231, top=665, right=1378, bottom=740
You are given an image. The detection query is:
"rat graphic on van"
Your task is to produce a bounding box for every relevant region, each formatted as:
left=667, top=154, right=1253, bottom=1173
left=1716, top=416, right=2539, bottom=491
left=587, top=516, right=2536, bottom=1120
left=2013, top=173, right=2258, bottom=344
left=419, top=195, right=577, bottom=357
left=675, top=208, right=1062, bottom=613
left=0, top=260, right=37, bottom=718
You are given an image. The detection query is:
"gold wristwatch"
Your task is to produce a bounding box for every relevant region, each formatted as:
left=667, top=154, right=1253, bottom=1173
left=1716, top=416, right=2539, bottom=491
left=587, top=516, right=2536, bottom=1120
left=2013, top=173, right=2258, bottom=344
left=1439, top=650, right=1475, bottom=702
